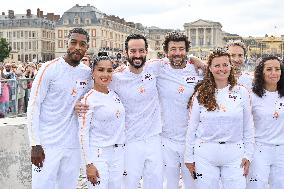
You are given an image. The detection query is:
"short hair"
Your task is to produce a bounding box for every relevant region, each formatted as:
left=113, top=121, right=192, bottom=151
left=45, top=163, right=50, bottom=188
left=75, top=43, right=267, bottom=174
left=124, top=34, right=148, bottom=52
left=225, top=40, right=247, bottom=56
left=163, top=31, right=191, bottom=53
left=252, top=55, right=284, bottom=97
left=68, top=28, right=89, bottom=43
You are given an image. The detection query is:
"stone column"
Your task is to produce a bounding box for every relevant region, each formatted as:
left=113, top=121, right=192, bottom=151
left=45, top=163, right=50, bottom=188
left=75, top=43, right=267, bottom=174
left=195, top=28, right=199, bottom=47
left=211, top=28, right=214, bottom=47
left=203, top=28, right=206, bottom=46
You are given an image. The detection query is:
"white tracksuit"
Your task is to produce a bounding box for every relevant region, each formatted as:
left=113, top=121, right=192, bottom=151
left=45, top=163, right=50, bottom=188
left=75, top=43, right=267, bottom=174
left=110, top=66, right=163, bottom=189
left=27, top=57, right=92, bottom=189
left=247, top=91, right=284, bottom=189
left=147, top=58, right=202, bottom=189
left=184, top=85, right=254, bottom=189
left=78, top=89, right=126, bottom=189
left=238, top=73, right=253, bottom=89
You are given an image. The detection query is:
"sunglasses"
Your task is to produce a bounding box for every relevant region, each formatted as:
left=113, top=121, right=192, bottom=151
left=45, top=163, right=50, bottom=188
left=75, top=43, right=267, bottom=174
left=81, top=59, right=88, bottom=61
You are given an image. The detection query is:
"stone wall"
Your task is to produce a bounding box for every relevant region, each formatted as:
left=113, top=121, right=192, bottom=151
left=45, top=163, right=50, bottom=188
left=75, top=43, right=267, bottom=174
left=0, top=117, right=31, bottom=189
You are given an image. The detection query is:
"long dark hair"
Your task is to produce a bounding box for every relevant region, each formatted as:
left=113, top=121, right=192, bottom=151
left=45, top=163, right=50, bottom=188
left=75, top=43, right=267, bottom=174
left=252, top=56, right=284, bottom=97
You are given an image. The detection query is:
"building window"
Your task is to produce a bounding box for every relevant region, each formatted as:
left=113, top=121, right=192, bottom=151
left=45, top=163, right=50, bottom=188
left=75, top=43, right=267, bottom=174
left=85, top=19, right=91, bottom=25
left=58, top=40, right=63, bottom=48
left=92, top=29, right=96, bottom=37
left=92, top=39, right=96, bottom=48
left=63, top=19, right=69, bottom=25
left=64, top=30, right=68, bottom=37
left=74, top=17, right=80, bottom=25
left=58, top=30, right=63, bottom=38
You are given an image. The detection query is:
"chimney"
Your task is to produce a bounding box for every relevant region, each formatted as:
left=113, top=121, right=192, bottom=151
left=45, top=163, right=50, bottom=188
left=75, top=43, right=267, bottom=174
left=54, top=15, right=60, bottom=21
left=8, top=10, right=14, bottom=19
left=37, top=8, right=40, bottom=17
left=2, top=12, right=5, bottom=15
left=46, top=13, right=54, bottom=21
left=26, top=9, right=31, bottom=17
left=87, top=4, right=90, bottom=6
left=76, top=4, right=79, bottom=6
left=40, top=11, right=43, bottom=18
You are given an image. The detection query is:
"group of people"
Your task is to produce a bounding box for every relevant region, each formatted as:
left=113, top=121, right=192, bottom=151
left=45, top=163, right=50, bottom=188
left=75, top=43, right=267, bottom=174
left=26, top=27, right=284, bottom=189
left=0, top=61, right=39, bottom=117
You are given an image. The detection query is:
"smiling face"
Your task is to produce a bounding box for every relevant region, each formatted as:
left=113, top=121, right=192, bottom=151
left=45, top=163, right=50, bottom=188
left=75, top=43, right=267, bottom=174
left=228, top=45, right=245, bottom=70
left=167, top=41, right=187, bottom=68
left=66, top=33, right=89, bottom=65
left=93, top=60, right=113, bottom=88
left=209, top=56, right=232, bottom=83
left=126, top=39, right=147, bottom=69
left=263, top=59, right=281, bottom=89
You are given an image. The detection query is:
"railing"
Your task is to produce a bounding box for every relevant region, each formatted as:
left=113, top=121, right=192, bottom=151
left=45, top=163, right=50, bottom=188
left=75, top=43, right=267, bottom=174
left=0, top=78, right=34, bottom=118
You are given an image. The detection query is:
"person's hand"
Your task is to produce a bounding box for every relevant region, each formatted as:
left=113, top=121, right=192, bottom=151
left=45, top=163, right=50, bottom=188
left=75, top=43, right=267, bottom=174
left=74, top=100, right=89, bottom=117
left=86, top=164, right=100, bottom=186
left=31, top=145, right=45, bottom=168
left=185, top=162, right=197, bottom=179
left=190, top=56, right=207, bottom=74
left=114, top=64, right=126, bottom=73
left=241, top=158, right=250, bottom=176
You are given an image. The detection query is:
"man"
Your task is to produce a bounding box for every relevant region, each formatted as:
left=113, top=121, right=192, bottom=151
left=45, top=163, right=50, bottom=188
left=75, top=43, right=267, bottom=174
left=108, top=34, right=164, bottom=189
left=147, top=31, right=201, bottom=189
left=226, top=40, right=253, bottom=88
left=81, top=54, right=91, bottom=67
left=27, top=28, right=92, bottom=189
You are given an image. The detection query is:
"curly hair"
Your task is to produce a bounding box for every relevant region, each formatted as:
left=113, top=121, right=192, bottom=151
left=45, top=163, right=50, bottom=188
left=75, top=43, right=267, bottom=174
left=125, top=34, right=148, bottom=52
left=68, top=27, right=90, bottom=42
left=252, top=56, right=284, bottom=97
left=225, top=40, right=247, bottom=56
left=162, top=31, right=191, bottom=53
left=188, top=48, right=237, bottom=111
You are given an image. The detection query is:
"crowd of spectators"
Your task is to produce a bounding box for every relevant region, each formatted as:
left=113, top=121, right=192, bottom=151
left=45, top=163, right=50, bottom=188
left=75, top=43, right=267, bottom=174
left=0, top=62, right=40, bottom=118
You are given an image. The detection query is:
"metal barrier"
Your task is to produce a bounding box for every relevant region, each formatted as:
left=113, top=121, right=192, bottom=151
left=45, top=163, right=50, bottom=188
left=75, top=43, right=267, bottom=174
left=0, top=78, right=34, bottom=118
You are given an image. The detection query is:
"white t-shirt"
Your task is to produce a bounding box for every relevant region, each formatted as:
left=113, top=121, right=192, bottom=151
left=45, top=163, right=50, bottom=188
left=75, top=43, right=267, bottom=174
left=147, top=59, right=202, bottom=144
left=184, top=85, right=255, bottom=163
left=238, top=73, right=253, bottom=90
left=79, top=89, right=126, bottom=164
left=252, top=91, right=284, bottom=145
left=110, top=66, right=162, bottom=142
left=27, top=57, right=92, bottom=148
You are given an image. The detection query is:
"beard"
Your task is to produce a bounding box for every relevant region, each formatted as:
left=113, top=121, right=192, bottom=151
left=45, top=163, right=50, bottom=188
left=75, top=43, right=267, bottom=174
left=127, top=56, right=146, bottom=69
left=66, top=50, right=83, bottom=66
left=169, top=55, right=187, bottom=67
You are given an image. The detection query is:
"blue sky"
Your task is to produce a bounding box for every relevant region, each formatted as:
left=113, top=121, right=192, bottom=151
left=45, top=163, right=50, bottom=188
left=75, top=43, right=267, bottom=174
left=1, top=0, right=283, bottom=37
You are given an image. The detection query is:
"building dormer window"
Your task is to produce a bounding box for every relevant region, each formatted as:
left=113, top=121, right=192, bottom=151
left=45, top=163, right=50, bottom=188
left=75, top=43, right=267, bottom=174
left=74, top=16, right=80, bottom=25
left=85, top=18, right=91, bottom=25
left=63, top=19, right=69, bottom=25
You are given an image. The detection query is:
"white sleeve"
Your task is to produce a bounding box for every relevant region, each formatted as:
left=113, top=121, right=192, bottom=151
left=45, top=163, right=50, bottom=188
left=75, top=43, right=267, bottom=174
left=26, top=64, right=51, bottom=146
left=145, top=59, right=163, bottom=77
left=184, top=95, right=200, bottom=163
left=78, top=96, right=94, bottom=165
left=242, top=88, right=255, bottom=161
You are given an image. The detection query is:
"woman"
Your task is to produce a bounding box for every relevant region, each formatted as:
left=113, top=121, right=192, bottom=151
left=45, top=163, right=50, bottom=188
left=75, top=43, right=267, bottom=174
left=247, top=56, right=284, bottom=189
left=184, top=48, right=254, bottom=189
left=78, top=53, right=126, bottom=189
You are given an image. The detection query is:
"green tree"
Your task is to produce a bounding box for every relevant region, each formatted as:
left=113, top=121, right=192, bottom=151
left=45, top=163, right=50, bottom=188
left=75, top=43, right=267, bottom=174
left=0, top=38, right=11, bottom=62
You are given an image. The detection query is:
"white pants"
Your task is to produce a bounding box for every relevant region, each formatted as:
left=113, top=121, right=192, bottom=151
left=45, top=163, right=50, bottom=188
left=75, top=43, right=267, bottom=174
left=32, top=147, right=81, bottom=189
left=247, top=142, right=284, bottom=189
left=162, top=137, right=196, bottom=189
left=87, top=144, right=125, bottom=189
left=194, top=141, right=246, bottom=189
left=124, top=135, right=163, bottom=189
